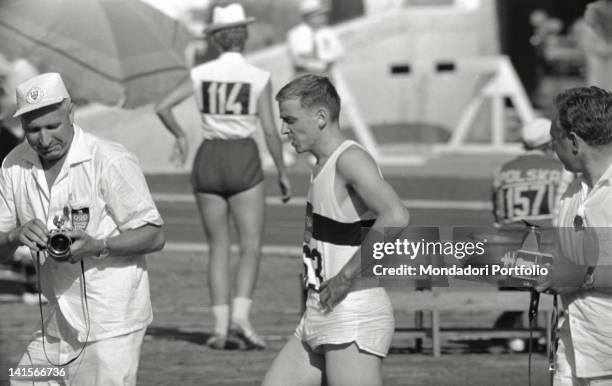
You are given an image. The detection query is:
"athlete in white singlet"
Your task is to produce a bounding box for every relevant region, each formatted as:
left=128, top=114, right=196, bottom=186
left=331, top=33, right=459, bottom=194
left=263, top=75, right=409, bottom=386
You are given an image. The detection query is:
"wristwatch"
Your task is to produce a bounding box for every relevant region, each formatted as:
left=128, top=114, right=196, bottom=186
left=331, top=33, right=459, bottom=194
left=94, top=238, right=111, bottom=259
left=582, top=266, right=596, bottom=290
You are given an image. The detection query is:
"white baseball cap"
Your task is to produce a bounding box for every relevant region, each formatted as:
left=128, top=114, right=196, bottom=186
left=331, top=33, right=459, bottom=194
left=13, top=72, right=70, bottom=118
left=204, top=3, right=255, bottom=33
left=522, top=117, right=552, bottom=148
left=300, top=0, right=330, bottom=16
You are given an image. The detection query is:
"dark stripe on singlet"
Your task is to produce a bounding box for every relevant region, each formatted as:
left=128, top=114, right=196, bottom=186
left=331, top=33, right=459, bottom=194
left=311, top=212, right=375, bottom=246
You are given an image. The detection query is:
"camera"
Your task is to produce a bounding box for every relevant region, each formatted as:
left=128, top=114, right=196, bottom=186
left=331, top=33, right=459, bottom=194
left=499, top=249, right=554, bottom=286
left=47, top=228, right=72, bottom=262
left=497, top=225, right=554, bottom=287
left=46, top=214, right=72, bottom=262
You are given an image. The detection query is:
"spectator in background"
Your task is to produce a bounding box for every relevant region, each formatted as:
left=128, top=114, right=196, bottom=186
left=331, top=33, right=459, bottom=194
left=536, top=86, right=612, bottom=385
left=0, top=56, right=35, bottom=305
left=286, top=0, right=344, bottom=77
left=155, top=3, right=292, bottom=350
left=491, top=117, right=573, bottom=353
left=576, top=0, right=612, bottom=90
left=492, top=118, right=572, bottom=229
left=0, top=56, right=22, bottom=162
left=1, top=57, right=39, bottom=160
left=286, top=0, right=347, bottom=167
left=0, top=113, right=19, bottom=163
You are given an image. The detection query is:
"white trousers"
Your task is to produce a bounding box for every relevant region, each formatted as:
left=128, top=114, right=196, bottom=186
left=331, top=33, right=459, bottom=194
left=11, top=328, right=146, bottom=386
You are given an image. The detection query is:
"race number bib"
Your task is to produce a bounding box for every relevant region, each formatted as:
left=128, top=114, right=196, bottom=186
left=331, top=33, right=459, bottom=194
left=200, top=81, right=251, bottom=115
left=302, top=202, right=323, bottom=289
left=495, top=182, right=554, bottom=223
left=303, top=244, right=324, bottom=290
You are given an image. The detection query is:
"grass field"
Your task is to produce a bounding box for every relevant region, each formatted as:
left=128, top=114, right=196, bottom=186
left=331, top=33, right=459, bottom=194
left=1, top=250, right=552, bottom=386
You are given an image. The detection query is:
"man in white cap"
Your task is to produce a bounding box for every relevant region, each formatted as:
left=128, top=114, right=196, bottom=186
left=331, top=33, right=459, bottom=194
left=490, top=117, right=573, bottom=353
left=0, top=72, right=165, bottom=385
left=156, top=3, right=291, bottom=350
left=286, top=0, right=344, bottom=77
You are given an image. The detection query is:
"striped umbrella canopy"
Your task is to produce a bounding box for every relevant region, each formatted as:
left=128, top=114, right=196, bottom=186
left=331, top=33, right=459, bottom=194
left=0, top=0, right=192, bottom=108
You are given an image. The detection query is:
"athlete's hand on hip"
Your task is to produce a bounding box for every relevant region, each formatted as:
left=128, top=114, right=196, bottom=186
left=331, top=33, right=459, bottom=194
left=278, top=173, right=292, bottom=203
left=318, top=272, right=352, bottom=312
left=171, top=136, right=189, bottom=167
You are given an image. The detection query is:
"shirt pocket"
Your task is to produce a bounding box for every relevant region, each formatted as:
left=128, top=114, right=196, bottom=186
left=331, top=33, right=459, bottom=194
left=68, top=181, right=97, bottom=235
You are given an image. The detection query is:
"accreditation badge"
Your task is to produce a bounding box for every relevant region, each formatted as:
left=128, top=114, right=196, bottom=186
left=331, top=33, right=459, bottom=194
left=71, top=207, right=90, bottom=231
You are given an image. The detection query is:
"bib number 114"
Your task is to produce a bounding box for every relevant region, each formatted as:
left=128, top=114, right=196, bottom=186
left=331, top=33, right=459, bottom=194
left=201, top=81, right=250, bottom=115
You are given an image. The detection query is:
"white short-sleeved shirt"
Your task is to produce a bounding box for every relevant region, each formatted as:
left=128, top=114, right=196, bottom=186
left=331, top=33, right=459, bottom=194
left=0, top=125, right=163, bottom=342
left=190, top=52, right=270, bottom=140
left=556, top=165, right=612, bottom=377
left=287, top=23, right=345, bottom=71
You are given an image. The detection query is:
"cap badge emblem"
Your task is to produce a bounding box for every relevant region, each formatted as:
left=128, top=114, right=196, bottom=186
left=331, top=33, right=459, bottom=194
left=25, top=87, right=44, bottom=104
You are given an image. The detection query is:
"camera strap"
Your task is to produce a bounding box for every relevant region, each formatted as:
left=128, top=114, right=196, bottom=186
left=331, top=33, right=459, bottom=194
left=527, top=289, right=539, bottom=386
left=548, top=295, right=559, bottom=385
left=36, top=251, right=91, bottom=367
left=527, top=292, right=559, bottom=386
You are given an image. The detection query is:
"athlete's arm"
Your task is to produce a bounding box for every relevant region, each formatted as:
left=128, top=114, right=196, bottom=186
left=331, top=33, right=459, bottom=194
left=258, top=80, right=292, bottom=203
left=319, top=147, right=409, bottom=309
left=154, top=76, right=192, bottom=166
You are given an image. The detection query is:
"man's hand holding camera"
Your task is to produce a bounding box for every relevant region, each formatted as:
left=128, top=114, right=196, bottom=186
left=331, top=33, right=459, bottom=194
left=535, top=253, right=590, bottom=294
left=8, top=219, right=107, bottom=264
left=8, top=218, right=48, bottom=252
left=64, top=229, right=107, bottom=264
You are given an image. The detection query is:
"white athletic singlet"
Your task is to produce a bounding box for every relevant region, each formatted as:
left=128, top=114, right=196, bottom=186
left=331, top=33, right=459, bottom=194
left=302, top=140, right=377, bottom=290
left=190, top=52, right=270, bottom=140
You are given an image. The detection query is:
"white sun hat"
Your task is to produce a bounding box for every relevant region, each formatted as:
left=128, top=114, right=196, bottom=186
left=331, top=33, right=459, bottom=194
left=204, top=3, right=255, bottom=33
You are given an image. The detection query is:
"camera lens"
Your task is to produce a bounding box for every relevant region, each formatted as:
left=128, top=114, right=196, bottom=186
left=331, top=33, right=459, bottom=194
left=47, top=233, right=71, bottom=261
left=50, top=234, right=70, bottom=251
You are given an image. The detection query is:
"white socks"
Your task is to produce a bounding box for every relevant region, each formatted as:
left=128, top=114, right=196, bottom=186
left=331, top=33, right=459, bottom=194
left=213, top=298, right=254, bottom=335
left=231, top=297, right=253, bottom=332
left=212, top=304, right=229, bottom=336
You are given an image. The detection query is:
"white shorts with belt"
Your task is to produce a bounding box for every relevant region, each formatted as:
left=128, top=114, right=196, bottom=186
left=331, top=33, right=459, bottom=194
left=294, top=287, right=395, bottom=357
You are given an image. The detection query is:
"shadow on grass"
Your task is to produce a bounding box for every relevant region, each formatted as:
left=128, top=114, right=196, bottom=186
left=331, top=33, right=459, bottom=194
left=145, top=326, right=241, bottom=350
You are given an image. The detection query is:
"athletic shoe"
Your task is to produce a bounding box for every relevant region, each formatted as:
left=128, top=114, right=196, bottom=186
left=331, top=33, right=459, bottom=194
left=229, top=324, right=266, bottom=350
left=205, top=334, right=227, bottom=350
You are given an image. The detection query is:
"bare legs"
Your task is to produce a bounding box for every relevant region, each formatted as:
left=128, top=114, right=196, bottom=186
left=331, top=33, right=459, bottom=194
left=263, top=337, right=383, bottom=386
left=194, top=182, right=265, bottom=348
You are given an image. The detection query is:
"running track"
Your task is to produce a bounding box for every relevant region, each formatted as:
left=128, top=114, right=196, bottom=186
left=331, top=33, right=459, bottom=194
left=147, top=173, right=495, bottom=252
